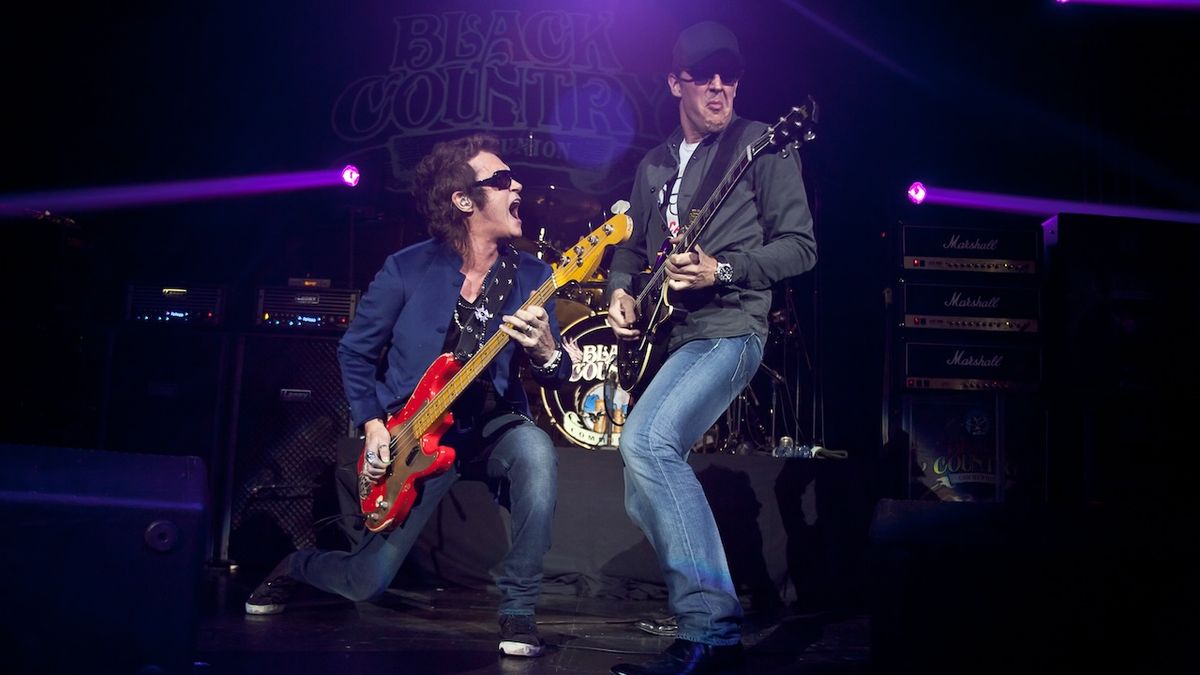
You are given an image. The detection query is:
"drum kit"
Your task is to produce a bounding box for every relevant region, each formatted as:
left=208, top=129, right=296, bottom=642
left=518, top=184, right=810, bottom=455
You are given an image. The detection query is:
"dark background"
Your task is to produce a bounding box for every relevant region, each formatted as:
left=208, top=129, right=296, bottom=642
left=2, top=0, right=1197, bottom=483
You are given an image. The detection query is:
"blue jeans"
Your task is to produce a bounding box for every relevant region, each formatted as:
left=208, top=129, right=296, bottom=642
left=619, top=334, right=763, bottom=646
left=287, top=413, right=557, bottom=616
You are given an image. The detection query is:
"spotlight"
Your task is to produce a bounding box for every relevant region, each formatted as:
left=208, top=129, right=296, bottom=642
left=907, top=181, right=927, bottom=204
left=897, top=181, right=1200, bottom=223
left=341, top=165, right=360, bottom=188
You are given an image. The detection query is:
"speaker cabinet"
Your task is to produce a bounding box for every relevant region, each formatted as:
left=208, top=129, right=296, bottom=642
left=99, top=325, right=232, bottom=464
left=897, top=391, right=1045, bottom=504
left=220, top=334, right=352, bottom=570
left=1043, top=213, right=1197, bottom=505
left=0, top=444, right=208, bottom=674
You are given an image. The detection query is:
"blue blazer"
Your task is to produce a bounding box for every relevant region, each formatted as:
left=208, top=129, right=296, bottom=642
left=337, top=238, right=571, bottom=427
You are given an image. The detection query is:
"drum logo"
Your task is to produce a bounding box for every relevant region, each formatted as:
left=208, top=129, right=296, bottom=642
left=541, top=315, right=631, bottom=449
left=570, top=344, right=617, bottom=383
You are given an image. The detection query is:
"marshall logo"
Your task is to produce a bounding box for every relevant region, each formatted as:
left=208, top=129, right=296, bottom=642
left=946, top=350, right=1004, bottom=368
left=944, top=292, right=1001, bottom=309
left=942, top=234, right=1000, bottom=251
left=294, top=295, right=321, bottom=305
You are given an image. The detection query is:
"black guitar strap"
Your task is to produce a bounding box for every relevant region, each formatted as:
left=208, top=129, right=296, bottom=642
left=683, top=116, right=750, bottom=227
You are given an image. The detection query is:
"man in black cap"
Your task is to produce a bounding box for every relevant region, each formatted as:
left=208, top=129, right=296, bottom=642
left=607, top=20, right=817, bottom=675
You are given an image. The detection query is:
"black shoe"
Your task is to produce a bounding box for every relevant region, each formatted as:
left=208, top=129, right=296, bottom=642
left=635, top=615, right=678, bottom=637
left=244, top=555, right=299, bottom=615
left=498, top=614, right=546, bottom=657
left=612, top=639, right=743, bottom=675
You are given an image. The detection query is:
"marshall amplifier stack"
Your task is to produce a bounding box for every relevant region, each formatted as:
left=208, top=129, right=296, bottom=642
left=886, top=217, right=1047, bottom=503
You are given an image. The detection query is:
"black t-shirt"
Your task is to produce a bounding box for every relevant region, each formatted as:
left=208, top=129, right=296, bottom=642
left=442, top=296, right=508, bottom=428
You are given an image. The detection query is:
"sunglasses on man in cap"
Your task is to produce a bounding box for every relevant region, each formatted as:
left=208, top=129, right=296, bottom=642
left=676, top=65, right=743, bottom=87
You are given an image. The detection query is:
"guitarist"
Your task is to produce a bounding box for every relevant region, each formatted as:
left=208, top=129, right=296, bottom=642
left=245, top=134, right=571, bottom=659
left=607, top=21, right=817, bottom=675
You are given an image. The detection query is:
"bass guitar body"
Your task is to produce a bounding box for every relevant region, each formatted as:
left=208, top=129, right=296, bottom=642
left=358, top=354, right=459, bottom=532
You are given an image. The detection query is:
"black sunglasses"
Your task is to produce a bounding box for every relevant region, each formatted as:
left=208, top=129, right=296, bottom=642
left=471, top=169, right=515, bottom=190
left=677, top=68, right=742, bottom=86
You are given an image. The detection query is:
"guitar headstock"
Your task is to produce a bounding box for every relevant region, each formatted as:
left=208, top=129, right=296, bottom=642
left=551, top=213, right=633, bottom=287
left=764, top=96, right=819, bottom=152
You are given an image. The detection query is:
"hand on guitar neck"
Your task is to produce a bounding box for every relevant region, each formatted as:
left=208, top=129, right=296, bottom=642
left=663, top=241, right=718, bottom=291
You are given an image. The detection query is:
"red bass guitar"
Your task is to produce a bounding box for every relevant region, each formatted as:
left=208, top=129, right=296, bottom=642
left=358, top=214, right=632, bottom=532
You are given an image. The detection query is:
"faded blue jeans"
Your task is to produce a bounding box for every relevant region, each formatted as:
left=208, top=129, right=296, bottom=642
left=286, top=413, right=556, bottom=616
left=619, top=334, right=763, bottom=646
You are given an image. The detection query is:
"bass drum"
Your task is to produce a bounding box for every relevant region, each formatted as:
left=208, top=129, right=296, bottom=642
left=540, top=310, right=633, bottom=450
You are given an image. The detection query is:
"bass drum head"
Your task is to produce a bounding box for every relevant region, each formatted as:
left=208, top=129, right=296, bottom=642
left=540, top=312, right=633, bottom=450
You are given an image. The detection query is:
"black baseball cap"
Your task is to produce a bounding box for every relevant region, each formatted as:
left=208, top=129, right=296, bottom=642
left=671, top=21, right=744, bottom=73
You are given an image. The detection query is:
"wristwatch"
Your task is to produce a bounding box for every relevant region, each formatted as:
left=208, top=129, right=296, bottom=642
left=714, top=256, right=733, bottom=285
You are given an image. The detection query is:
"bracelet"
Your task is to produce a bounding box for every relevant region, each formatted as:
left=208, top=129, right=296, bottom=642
left=532, top=347, right=563, bottom=374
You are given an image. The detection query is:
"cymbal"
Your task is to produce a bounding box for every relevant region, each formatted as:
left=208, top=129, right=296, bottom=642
left=510, top=237, right=557, bottom=257
left=520, top=185, right=601, bottom=226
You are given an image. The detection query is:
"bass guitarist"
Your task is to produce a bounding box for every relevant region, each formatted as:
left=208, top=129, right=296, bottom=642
left=245, top=133, right=570, bottom=659
left=606, top=21, right=817, bottom=675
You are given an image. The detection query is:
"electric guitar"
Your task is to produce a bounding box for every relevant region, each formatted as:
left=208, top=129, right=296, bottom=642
left=359, top=214, right=632, bottom=532
left=615, top=100, right=818, bottom=393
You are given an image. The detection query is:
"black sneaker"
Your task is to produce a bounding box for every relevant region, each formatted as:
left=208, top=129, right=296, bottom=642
left=498, top=614, right=545, bottom=657
left=244, top=555, right=299, bottom=615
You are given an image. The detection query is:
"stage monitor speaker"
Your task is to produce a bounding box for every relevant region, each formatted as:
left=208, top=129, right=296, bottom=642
left=867, top=498, right=1173, bottom=674
left=99, top=325, right=232, bottom=465
left=220, top=334, right=352, bottom=571
left=0, top=444, right=208, bottom=674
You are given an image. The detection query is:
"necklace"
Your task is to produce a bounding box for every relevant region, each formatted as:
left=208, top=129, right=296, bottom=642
left=453, top=296, right=473, bottom=329
left=453, top=262, right=498, bottom=332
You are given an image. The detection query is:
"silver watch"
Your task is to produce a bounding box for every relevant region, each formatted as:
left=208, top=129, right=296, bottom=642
left=715, top=257, right=733, bottom=285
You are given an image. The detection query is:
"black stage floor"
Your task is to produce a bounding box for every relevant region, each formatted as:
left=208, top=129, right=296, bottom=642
left=195, top=568, right=870, bottom=675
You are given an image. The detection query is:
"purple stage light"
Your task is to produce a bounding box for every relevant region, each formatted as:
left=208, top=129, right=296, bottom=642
left=907, top=182, right=927, bottom=204
left=341, top=165, right=360, bottom=187
left=0, top=166, right=357, bottom=218
left=905, top=182, right=1200, bottom=224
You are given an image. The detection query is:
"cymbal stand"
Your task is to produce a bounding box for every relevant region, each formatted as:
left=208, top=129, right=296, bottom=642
left=719, top=384, right=768, bottom=455
left=718, top=390, right=749, bottom=454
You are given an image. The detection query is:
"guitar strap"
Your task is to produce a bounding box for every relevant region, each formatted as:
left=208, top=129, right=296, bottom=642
left=453, top=245, right=519, bottom=361
left=684, top=116, right=750, bottom=227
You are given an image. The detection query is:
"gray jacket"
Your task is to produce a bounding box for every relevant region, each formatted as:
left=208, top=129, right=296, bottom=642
left=607, top=115, right=818, bottom=351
